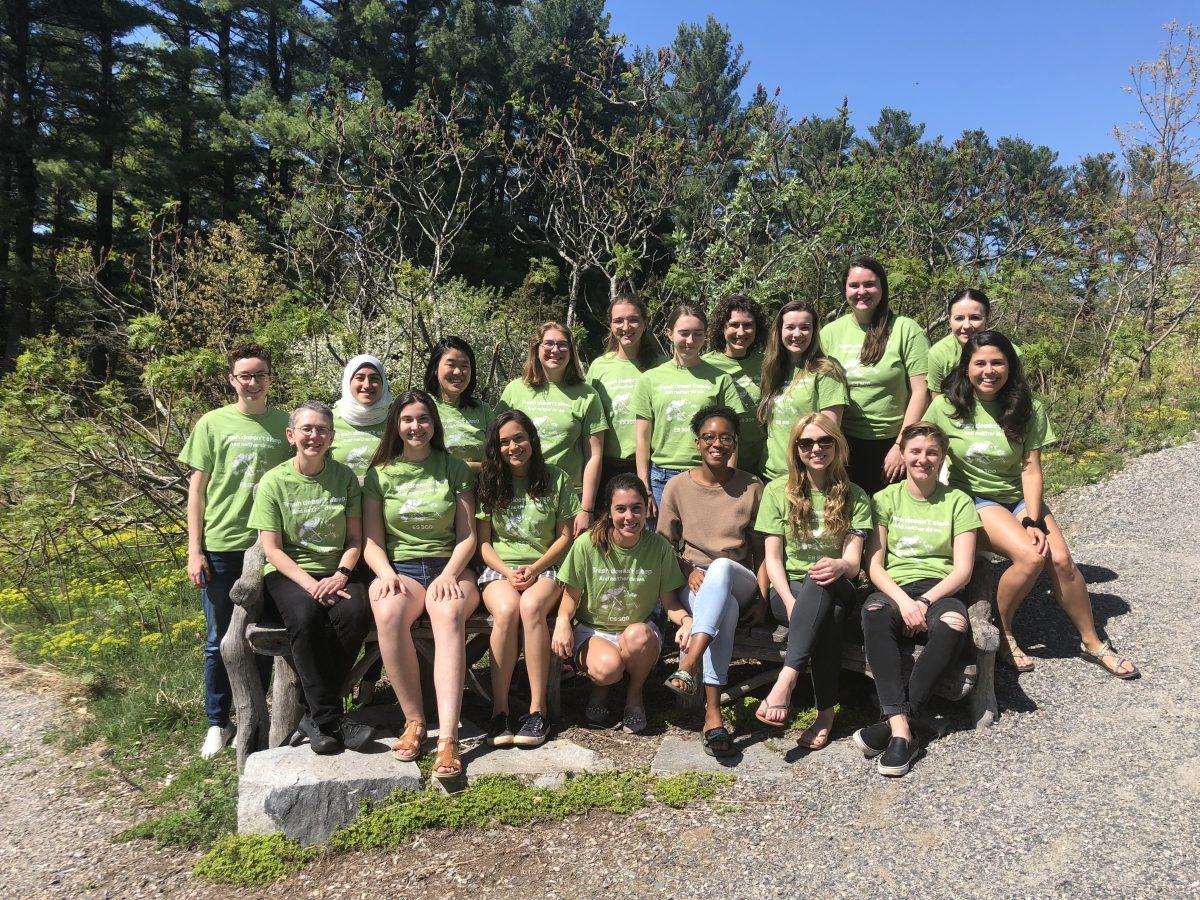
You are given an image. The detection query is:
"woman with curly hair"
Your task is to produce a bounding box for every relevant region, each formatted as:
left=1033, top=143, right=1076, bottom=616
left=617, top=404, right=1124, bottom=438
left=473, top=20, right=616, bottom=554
left=926, top=331, right=1139, bottom=679
left=703, top=294, right=770, bottom=475
left=753, top=413, right=872, bottom=749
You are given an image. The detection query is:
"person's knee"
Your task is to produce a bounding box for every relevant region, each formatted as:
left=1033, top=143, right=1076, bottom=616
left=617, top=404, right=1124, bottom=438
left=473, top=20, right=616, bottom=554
left=587, top=653, right=623, bottom=685
left=519, top=589, right=551, bottom=623
left=620, top=623, right=656, bottom=656
left=426, top=601, right=465, bottom=631
left=1011, top=546, right=1043, bottom=575
left=1049, top=549, right=1079, bottom=581
left=705, top=558, right=735, bottom=582
left=489, top=596, right=520, bottom=628
left=861, top=599, right=890, bottom=628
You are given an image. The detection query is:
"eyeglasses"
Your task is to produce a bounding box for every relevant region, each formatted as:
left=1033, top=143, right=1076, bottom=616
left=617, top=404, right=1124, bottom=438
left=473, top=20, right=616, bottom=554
left=699, top=433, right=736, bottom=447
left=796, top=437, right=835, bottom=454
left=293, top=425, right=332, bottom=437
left=232, top=370, right=270, bottom=384
left=540, top=341, right=570, bottom=352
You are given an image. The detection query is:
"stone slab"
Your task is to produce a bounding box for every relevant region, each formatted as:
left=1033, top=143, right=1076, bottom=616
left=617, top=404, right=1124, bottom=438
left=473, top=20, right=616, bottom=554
left=239, top=735, right=422, bottom=844
left=650, top=734, right=798, bottom=779
left=461, top=738, right=614, bottom=787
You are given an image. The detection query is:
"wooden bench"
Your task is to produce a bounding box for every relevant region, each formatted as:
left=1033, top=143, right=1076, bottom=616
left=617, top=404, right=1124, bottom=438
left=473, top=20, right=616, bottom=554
left=220, top=542, right=561, bottom=771
left=672, top=556, right=1000, bottom=730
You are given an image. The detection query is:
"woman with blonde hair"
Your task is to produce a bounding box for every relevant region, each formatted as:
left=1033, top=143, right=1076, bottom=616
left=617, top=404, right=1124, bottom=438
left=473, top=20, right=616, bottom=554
left=753, top=413, right=872, bottom=749
left=497, top=322, right=606, bottom=536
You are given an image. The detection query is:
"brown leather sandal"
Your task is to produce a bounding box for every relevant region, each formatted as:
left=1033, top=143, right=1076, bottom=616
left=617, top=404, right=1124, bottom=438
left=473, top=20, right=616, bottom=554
left=391, top=719, right=426, bottom=762
left=432, top=736, right=463, bottom=780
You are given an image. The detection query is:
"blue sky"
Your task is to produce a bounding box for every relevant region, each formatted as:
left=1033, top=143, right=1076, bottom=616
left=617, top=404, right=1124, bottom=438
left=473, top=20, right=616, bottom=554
left=605, top=1, right=1190, bottom=166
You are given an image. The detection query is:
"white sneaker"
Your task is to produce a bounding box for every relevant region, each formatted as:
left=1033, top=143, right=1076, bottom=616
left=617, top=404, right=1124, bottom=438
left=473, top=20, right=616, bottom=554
left=199, top=724, right=235, bottom=759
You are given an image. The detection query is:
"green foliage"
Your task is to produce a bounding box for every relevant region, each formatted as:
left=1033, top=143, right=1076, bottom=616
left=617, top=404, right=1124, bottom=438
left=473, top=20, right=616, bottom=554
left=118, top=760, right=238, bottom=849
left=651, top=772, right=735, bottom=809
left=192, top=834, right=319, bottom=888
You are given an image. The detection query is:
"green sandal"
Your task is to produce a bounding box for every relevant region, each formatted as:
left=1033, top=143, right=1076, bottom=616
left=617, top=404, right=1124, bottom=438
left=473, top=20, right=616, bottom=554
left=1080, top=639, right=1140, bottom=680
left=664, top=669, right=698, bottom=697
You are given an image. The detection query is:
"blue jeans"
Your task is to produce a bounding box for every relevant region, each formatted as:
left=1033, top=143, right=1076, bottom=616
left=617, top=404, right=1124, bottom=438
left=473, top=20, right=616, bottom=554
left=649, top=464, right=686, bottom=513
left=677, top=558, right=761, bottom=685
left=392, top=556, right=450, bottom=588
left=203, top=550, right=273, bottom=726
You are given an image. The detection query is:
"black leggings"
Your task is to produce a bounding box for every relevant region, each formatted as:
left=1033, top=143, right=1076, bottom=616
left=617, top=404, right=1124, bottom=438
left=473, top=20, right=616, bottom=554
left=846, top=435, right=900, bottom=497
left=264, top=572, right=372, bottom=727
left=861, top=578, right=968, bottom=718
left=769, top=575, right=856, bottom=711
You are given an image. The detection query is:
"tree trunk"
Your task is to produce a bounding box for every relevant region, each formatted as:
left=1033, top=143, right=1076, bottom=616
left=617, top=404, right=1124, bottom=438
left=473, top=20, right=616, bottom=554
left=4, top=0, right=37, bottom=369
left=218, top=11, right=235, bottom=219
left=567, top=264, right=581, bottom=330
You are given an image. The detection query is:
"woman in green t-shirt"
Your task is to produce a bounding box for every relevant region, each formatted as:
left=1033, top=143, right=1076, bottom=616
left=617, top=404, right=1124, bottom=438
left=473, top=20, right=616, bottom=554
left=702, top=295, right=769, bottom=476
left=551, top=475, right=687, bottom=734
left=476, top=410, right=579, bottom=749
left=753, top=412, right=872, bottom=750
left=496, top=322, right=606, bottom=537
left=820, top=256, right=930, bottom=495
left=932, top=332, right=1139, bottom=680
left=855, top=422, right=980, bottom=778
left=425, top=336, right=494, bottom=473
left=758, top=299, right=849, bottom=481
left=248, top=401, right=374, bottom=755
left=362, top=390, right=480, bottom=781
left=331, top=354, right=392, bottom=480
left=586, top=294, right=661, bottom=488
left=631, top=303, right=743, bottom=516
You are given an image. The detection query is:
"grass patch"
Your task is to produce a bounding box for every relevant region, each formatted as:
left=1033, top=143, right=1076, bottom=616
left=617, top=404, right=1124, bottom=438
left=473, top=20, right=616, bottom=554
left=193, top=833, right=319, bottom=887
left=117, top=758, right=237, bottom=849
left=652, top=772, right=734, bottom=808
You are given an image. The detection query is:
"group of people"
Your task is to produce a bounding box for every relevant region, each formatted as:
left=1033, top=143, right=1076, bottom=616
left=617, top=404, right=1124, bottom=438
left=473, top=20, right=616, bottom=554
left=182, top=255, right=1140, bottom=782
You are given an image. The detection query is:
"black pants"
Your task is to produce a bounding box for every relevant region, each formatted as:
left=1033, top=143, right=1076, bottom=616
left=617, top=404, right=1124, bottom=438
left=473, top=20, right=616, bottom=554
left=769, top=575, right=856, bottom=711
left=264, top=572, right=372, bottom=727
left=846, top=435, right=899, bottom=496
left=861, top=578, right=968, bottom=718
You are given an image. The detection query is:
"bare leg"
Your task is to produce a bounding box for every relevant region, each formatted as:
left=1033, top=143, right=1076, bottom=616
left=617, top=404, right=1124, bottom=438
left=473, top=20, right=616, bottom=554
left=618, top=623, right=661, bottom=712
left=425, top=577, right=481, bottom=746
left=519, top=579, right=562, bottom=715
left=481, top=582, right=520, bottom=717
left=370, top=576, right=427, bottom=723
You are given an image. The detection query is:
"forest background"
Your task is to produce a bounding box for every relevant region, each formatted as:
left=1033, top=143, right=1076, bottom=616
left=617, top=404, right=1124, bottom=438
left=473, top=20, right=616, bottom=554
left=0, top=0, right=1198, bottom=845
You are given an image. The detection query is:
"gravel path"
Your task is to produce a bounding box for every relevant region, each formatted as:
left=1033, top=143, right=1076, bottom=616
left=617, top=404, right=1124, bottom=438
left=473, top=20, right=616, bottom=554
left=3, top=440, right=1200, bottom=898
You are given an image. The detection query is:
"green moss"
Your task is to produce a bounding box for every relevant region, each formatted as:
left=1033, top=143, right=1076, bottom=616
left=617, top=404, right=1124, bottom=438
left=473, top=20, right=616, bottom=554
left=651, top=772, right=734, bottom=809
left=192, top=834, right=319, bottom=887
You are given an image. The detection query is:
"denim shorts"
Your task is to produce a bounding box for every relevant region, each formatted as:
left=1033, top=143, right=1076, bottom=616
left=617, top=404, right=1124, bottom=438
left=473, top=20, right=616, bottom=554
left=391, top=556, right=449, bottom=588
left=973, top=496, right=1045, bottom=518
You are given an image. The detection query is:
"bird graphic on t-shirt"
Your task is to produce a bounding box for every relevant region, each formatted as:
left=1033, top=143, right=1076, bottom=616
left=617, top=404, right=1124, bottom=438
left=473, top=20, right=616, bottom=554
left=230, top=451, right=258, bottom=479
left=964, top=440, right=994, bottom=462
left=894, top=535, right=922, bottom=554
left=297, top=515, right=328, bottom=546
left=662, top=399, right=692, bottom=427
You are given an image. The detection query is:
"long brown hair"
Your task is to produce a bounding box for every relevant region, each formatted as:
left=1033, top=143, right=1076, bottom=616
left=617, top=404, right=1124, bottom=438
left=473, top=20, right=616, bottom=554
left=522, top=321, right=584, bottom=387
left=758, top=299, right=845, bottom=426
left=369, top=390, right=446, bottom=467
left=664, top=302, right=708, bottom=360
left=785, top=413, right=852, bottom=545
left=843, top=256, right=893, bottom=367
left=603, top=294, right=659, bottom=368
left=588, top=473, right=648, bottom=556
left=477, top=410, right=551, bottom=514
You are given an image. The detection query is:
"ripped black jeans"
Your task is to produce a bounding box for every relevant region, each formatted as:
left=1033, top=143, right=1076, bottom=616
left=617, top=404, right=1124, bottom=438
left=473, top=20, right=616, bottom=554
left=861, top=578, right=969, bottom=718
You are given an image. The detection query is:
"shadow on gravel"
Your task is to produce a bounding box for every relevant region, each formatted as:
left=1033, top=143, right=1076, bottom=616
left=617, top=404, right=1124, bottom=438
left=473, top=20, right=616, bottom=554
left=1077, top=564, right=1119, bottom=585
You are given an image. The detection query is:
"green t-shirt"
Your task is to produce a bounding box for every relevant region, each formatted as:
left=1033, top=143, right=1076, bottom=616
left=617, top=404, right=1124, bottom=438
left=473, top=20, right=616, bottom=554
left=754, top=477, right=873, bottom=582
left=476, top=465, right=580, bottom=567
left=925, top=395, right=1056, bottom=503
left=761, top=369, right=851, bottom=481
left=557, top=530, right=684, bottom=632
left=435, top=397, right=494, bottom=464
left=495, top=380, right=606, bottom=491
left=248, top=459, right=362, bottom=575
left=330, top=415, right=385, bottom=479
left=703, top=350, right=766, bottom=475
left=585, top=353, right=656, bottom=460
left=819, top=314, right=930, bottom=440
left=628, top=360, right=744, bottom=470
left=926, top=333, right=1025, bottom=394
left=178, top=404, right=292, bottom=552
left=362, top=451, right=474, bottom=561
left=871, top=482, right=981, bottom=585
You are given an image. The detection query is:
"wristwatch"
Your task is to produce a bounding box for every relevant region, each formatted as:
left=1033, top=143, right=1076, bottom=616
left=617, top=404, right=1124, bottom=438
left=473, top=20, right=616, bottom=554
left=336, top=565, right=353, bottom=578
left=1020, top=516, right=1049, bottom=534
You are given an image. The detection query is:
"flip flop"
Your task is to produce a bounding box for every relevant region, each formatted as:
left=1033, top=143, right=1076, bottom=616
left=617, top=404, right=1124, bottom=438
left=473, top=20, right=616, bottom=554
left=664, top=669, right=698, bottom=697
left=702, top=726, right=736, bottom=758
left=1001, top=634, right=1036, bottom=673
left=754, top=701, right=791, bottom=728
left=797, top=719, right=834, bottom=751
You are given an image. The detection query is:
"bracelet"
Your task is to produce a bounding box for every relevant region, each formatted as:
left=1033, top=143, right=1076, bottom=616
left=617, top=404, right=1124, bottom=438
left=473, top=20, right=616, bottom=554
left=915, top=596, right=931, bottom=607
left=681, top=614, right=694, bottom=625
left=1020, top=516, right=1049, bottom=534
left=581, top=507, right=594, bottom=514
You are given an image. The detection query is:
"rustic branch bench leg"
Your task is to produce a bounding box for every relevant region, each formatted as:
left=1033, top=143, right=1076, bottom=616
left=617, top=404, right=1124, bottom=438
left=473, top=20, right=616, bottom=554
left=269, top=656, right=303, bottom=748
left=344, top=640, right=381, bottom=698
left=967, top=557, right=1000, bottom=728
left=220, top=602, right=270, bottom=771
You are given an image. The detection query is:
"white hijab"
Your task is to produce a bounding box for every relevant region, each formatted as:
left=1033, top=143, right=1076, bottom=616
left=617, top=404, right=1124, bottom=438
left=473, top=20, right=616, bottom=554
left=335, top=354, right=392, bottom=426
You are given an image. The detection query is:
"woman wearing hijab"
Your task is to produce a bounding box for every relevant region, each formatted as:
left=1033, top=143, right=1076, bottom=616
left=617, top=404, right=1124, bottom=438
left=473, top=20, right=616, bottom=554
left=332, top=355, right=393, bottom=480
left=331, top=354, right=393, bottom=703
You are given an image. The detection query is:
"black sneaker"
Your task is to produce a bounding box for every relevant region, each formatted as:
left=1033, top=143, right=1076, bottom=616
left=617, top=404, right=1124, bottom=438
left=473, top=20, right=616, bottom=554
left=487, top=713, right=514, bottom=747
left=851, top=720, right=892, bottom=759
left=298, top=715, right=339, bottom=755
left=513, top=712, right=549, bottom=747
left=334, top=717, right=375, bottom=752
left=876, top=736, right=920, bottom=777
